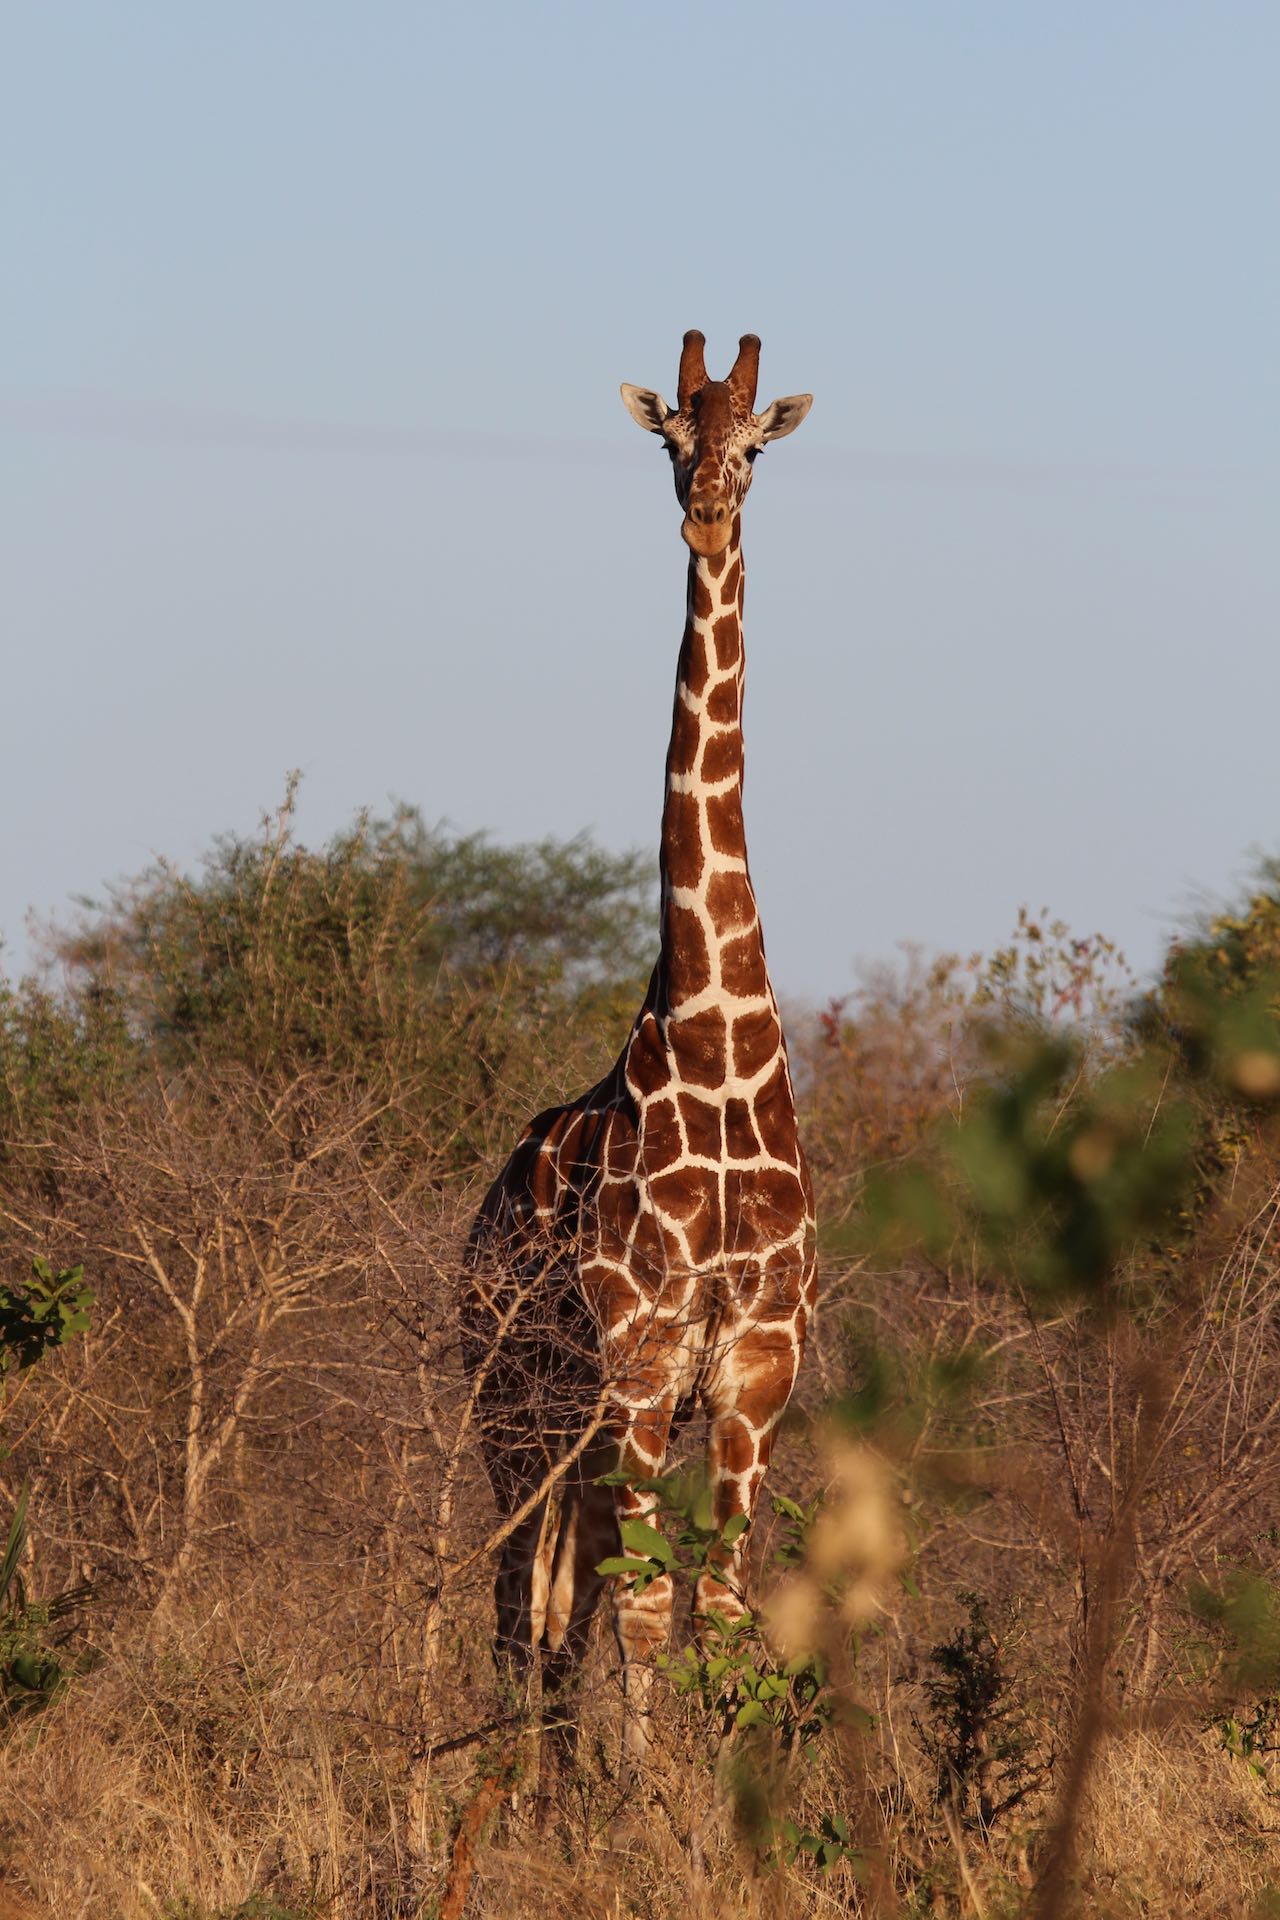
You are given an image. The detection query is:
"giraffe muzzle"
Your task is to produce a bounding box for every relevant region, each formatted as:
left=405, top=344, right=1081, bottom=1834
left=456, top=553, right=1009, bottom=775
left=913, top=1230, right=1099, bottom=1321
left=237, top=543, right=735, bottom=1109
left=683, top=494, right=733, bottom=557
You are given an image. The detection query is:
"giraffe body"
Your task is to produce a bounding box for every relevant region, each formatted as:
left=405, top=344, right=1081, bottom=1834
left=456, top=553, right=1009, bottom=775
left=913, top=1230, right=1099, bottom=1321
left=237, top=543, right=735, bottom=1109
left=463, top=332, right=815, bottom=1773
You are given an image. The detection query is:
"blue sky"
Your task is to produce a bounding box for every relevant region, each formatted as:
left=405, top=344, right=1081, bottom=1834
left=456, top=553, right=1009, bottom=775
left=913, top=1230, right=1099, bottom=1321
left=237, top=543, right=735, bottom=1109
left=3, top=3, right=1278, bottom=998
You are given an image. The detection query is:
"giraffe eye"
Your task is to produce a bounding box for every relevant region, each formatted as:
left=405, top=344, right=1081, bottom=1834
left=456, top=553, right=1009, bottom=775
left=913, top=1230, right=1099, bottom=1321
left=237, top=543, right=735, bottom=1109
left=745, top=445, right=764, bottom=464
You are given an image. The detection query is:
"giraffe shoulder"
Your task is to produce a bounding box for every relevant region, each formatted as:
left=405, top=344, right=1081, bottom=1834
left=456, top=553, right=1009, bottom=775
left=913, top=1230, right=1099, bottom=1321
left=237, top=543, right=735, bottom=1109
left=468, top=1077, right=632, bottom=1254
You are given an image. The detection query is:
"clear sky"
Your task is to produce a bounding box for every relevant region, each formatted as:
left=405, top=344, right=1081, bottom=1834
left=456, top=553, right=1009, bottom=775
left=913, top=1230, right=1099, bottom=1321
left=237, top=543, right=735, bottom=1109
left=3, top=3, right=1278, bottom=1000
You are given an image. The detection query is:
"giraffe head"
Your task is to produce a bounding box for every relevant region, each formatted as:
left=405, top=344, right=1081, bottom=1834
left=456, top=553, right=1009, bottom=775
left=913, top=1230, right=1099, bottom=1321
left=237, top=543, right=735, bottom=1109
left=621, top=331, right=812, bottom=558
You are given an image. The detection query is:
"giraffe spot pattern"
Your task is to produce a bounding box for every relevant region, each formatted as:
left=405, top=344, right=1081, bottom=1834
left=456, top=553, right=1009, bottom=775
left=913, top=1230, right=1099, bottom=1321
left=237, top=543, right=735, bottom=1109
left=705, top=790, right=745, bottom=855
left=661, top=801, right=706, bottom=893
left=667, top=1005, right=728, bottom=1086
left=712, top=614, right=741, bottom=671
left=463, top=359, right=816, bottom=1775
left=724, top=1096, right=761, bottom=1160
left=706, top=675, right=740, bottom=724
left=700, top=729, right=744, bottom=787
left=640, top=1096, right=682, bottom=1171
left=732, top=1007, right=781, bottom=1080
left=680, top=627, right=712, bottom=698
left=720, top=930, right=769, bottom=999
left=704, top=868, right=757, bottom=933
left=666, top=703, right=701, bottom=777
left=754, top=1059, right=802, bottom=1157
left=725, top=1165, right=807, bottom=1241
left=649, top=1164, right=717, bottom=1227
left=678, top=1091, right=722, bottom=1159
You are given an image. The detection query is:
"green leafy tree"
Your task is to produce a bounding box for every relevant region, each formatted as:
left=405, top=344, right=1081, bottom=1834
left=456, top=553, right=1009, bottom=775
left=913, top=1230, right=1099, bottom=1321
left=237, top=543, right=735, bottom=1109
left=56, top=791, right=653, bottom=1061
left=3, top=785, right=656, bottom=1174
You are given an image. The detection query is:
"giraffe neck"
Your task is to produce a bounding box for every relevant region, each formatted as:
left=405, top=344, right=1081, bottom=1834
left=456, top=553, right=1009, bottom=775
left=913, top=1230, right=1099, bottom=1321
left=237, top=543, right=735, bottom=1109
left=656, top=522, right=772, bottom=1041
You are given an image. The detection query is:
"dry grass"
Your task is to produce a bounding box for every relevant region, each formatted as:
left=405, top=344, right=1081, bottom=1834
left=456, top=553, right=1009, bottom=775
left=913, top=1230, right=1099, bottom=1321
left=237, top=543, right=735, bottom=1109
left=0, top=1582, right=411, bottom=1919
left=2, top=888, right=1279, bottom=1915
left=2, top=1259, right=1279, bottom=1916
left=1081, top=1729, right=1280, bottom=1918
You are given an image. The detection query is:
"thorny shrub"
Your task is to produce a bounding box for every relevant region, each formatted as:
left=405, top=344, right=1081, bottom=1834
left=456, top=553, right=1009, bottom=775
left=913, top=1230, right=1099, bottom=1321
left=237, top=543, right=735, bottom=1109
left=0, top=804, right=1277, bottom=1917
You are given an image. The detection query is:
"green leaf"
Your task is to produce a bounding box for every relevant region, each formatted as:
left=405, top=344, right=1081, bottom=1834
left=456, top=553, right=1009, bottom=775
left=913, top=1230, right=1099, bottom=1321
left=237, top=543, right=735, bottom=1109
left=734, top=1699, right=770, bottom=1729
left=722, top=1511, right=750, bottom=1546
left=8, top=1653, right=53, bottom=1692
left=618, top=1518, right=675, bottom=1568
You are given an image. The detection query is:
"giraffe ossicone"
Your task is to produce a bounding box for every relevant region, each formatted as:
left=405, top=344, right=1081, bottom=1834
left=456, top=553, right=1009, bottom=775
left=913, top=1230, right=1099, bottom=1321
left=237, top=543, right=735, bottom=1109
left=463, top=330, right=816, bottom=1784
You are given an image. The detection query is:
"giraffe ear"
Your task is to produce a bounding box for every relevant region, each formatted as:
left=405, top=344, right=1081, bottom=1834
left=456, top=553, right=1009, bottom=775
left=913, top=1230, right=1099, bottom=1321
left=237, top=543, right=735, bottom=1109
left=620, top=384, right=674, bottom=434
left=755, top=394, right=813, bottom=443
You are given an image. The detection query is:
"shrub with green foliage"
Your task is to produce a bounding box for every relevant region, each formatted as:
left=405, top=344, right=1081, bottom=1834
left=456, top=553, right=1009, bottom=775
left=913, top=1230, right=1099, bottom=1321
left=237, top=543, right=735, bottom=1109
left=56, top=785, right=655, bottom=1058
left=2, top=786, right=656, bottom=1177
left=2, top=1258, right=96, bottom=1722
left=0, top=1256, right=94, bottom=1376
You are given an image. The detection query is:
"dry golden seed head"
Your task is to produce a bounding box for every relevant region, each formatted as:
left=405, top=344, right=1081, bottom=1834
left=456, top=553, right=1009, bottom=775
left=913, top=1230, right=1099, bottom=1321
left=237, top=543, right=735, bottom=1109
left=765, top=1441, right=905, bottom=1658
left=807, top=1440, right=902, bottom=1582
left=1068, top=1124, right=1119, bottom=1182
left=1231, top=1049, right=1280, bottom=1099
left=764, top=1574, right=824, bottom=1663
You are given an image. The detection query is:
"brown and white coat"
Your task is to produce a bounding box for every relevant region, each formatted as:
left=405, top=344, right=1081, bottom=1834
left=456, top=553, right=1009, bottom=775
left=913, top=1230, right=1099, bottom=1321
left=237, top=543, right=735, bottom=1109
left=463, top=331, right=816, bottom=1772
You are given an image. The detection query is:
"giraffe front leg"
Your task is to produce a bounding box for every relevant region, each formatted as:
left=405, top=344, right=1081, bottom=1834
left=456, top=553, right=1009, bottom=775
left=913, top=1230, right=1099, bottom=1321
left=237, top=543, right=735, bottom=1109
left=608, top=1395, right=677, bottom=1784
left=694, top=1324, right=800, bottom=1636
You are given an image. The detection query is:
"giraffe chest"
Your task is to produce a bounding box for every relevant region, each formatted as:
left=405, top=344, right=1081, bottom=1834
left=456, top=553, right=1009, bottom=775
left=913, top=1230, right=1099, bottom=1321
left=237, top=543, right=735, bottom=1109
left=594, top=1022, right=812, bottom=1281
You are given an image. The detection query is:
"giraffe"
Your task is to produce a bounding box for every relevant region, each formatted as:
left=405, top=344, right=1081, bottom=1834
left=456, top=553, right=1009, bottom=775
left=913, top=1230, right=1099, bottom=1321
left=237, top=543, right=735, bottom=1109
left=463, top=330, right=815, bottom=1780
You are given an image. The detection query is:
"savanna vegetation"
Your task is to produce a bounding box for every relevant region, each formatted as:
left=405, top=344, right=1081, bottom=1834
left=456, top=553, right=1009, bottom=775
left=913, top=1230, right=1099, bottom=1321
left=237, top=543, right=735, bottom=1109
left=1, top=786, right=1278, bottom=1919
